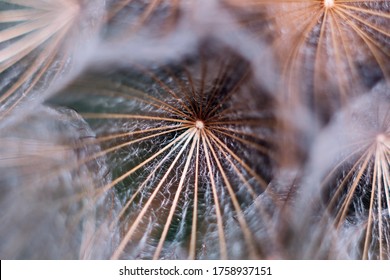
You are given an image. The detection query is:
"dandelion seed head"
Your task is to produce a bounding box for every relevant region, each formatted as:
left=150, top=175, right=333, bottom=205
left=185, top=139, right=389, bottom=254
left=292, top=84, right=390, bottom=259
left=222, top=0, right=390, bottom=121
left=48, top=41, right=278, bottom=259
left=0, top=105, right=116, bottom=259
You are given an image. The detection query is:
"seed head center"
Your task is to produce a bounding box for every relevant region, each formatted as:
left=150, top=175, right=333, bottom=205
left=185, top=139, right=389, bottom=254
left=376, top=133, right=388, bottom=145
left=195, top=120, right=205, bottom=130
left=324, top=0, right=335, bottom=8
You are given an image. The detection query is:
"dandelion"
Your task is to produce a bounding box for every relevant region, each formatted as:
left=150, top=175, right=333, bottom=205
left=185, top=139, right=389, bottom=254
left=0, top=105, right=116, bottom=259
left=49, top=44, right=277, bottom=259
left=0, top=0, right=101, bottom=118
left=295, top=85, right=390, bottom=259
left=223, top=0, right=390, bottom=119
